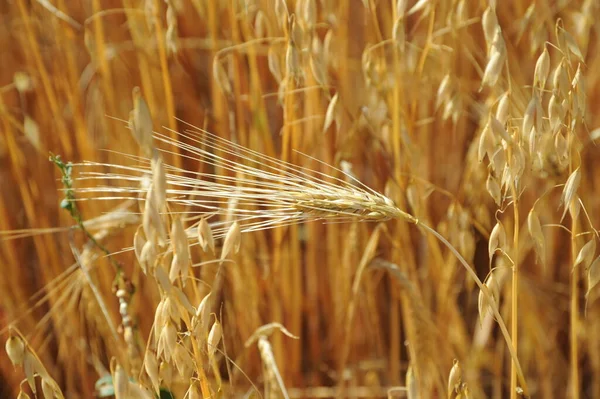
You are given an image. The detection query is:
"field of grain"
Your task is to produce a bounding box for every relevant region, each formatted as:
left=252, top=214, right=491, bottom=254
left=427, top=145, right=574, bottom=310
left=1, top=1, right=600, bottom=398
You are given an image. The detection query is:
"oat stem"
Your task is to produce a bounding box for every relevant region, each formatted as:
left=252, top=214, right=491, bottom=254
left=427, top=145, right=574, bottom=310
left=510, top=179, right=520, bottom=399
left=570, top=163, right=580, bottom=399
left=419, top=222, right=529, bottom=397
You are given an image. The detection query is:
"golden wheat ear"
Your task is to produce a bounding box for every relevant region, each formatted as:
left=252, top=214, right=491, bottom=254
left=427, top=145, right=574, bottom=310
left=71, top=124, right=417, bottom=240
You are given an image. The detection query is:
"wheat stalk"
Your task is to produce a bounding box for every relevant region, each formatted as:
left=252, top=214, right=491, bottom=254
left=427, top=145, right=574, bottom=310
left=72, top=124, right=417, bottom=238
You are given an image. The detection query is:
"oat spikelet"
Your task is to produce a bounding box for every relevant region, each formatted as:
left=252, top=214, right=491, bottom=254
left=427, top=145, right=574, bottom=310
left=406, top=365, right=418, bottom=399
left=448, top=359, right=462, bottom=398
left=221, top=220, right=241, bottom=260
left=5, top=335, right=25, bottom=367
left=478, top=271, right=500, bottom=324
left=323, top=93, right=339, bottom=133
left=560, top=167, right=581, bottom=222
left=113, top=363, right=129, bottom=399
left=586, top=256, right=600, bottom=300
left=574, top=238, right=596, bottom=270
left=488, top=221, right=506, bottom=258
left=533, top=47, right=550, bottom=90
left=527, top=208, right=545, bottom=265
left=197, top=218, right=215, bottom=254
left=207, top=319, right=222, bottom=365
left=130, top=87, right=154, bottom=157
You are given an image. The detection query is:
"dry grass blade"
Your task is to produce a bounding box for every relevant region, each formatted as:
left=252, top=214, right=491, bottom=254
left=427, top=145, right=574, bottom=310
left=244, top=322, right=299, bottom=347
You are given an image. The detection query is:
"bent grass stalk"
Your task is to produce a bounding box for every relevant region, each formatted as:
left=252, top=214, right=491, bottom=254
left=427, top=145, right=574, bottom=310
left=71, top=124, right=528, bottom=395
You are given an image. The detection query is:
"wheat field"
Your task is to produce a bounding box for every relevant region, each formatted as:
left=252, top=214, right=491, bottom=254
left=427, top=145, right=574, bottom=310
left=1, top=0, right=600, bottom=398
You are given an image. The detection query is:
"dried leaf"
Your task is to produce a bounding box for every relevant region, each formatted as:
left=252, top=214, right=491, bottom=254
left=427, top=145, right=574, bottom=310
left=244, top=322, right=299, bottom=347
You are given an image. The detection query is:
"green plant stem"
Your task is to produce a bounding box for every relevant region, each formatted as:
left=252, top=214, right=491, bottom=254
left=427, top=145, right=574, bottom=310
left=49, top=154, right=124, bottom=279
